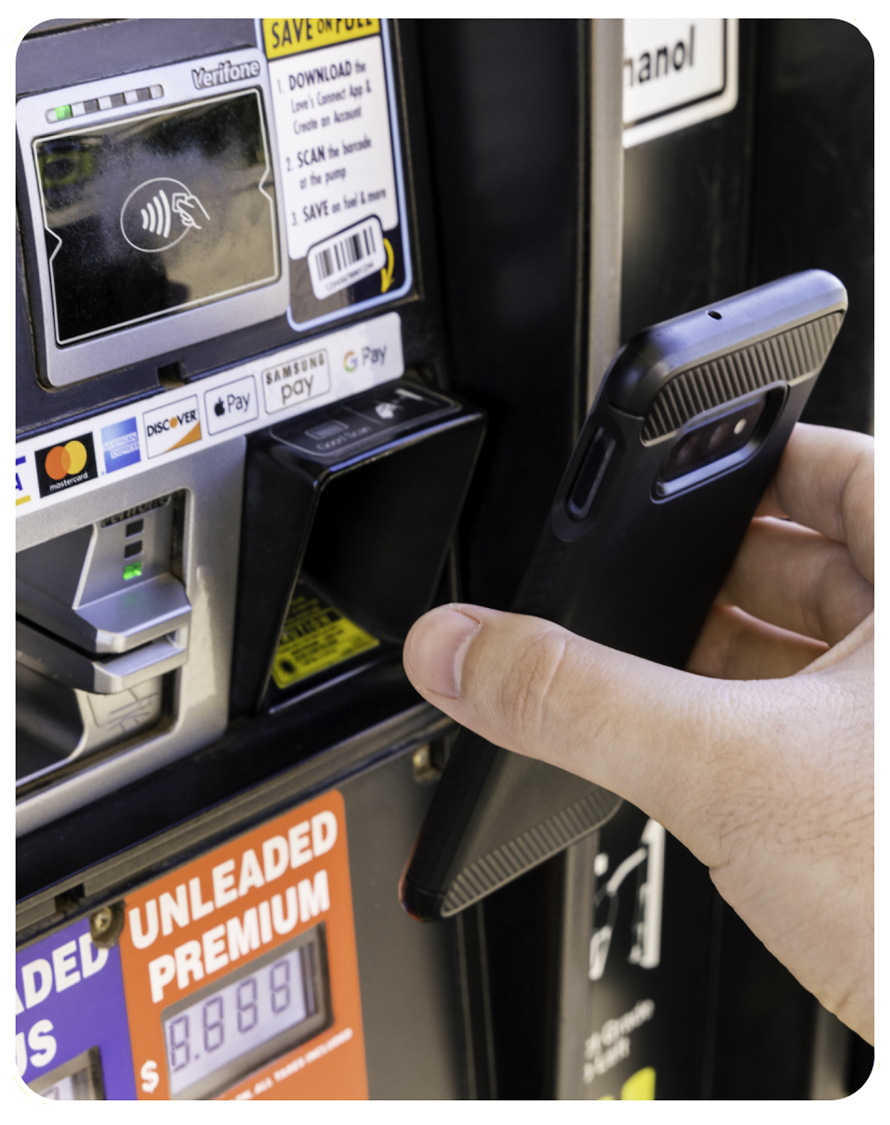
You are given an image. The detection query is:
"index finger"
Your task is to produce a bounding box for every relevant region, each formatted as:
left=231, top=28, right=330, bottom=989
left=756, top=422, right=873, bottom=584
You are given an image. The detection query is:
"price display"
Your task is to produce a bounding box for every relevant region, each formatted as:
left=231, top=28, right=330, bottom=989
left=29, top=1046, right=105, bottom=1100
left=162, top=926, right=329, bottom=1099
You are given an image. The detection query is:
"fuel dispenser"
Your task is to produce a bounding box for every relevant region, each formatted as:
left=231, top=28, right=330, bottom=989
left=16, top=18, right=872, bottom=1102
left=16, top=18, right=484, bottom=1100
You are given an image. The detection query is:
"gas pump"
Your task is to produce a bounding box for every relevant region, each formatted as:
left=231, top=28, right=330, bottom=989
left=16, top=18, right=872, bottom=1102
left=16, top=18, right=482, bottom=1100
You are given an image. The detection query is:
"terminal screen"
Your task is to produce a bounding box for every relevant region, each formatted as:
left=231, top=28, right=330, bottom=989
left=33, top=89, right=279, bottom=346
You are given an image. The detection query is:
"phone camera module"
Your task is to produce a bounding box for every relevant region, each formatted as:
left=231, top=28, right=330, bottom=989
left=661, top=395, right=769, bottom=485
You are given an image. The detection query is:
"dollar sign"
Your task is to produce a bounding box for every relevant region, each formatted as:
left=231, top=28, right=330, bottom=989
left=141, top=1059, right=159, bottom=1094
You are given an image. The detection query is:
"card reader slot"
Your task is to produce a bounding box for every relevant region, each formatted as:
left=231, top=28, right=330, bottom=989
left=16, top=573, right=192, bottom=654
left=16, top=616, right=188, bottom=694
left=231, top=381, right=487, bottom=716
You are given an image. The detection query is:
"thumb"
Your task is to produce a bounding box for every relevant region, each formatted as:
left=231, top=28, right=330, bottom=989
left=402, top=603, right=782, bottom=869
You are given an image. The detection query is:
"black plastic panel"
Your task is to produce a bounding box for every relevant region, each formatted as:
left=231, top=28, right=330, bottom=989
left=17, top=20, right=258, bottom=96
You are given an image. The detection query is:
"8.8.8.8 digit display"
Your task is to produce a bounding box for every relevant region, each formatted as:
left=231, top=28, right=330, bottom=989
left=161, top=926, right=329, bottom=1099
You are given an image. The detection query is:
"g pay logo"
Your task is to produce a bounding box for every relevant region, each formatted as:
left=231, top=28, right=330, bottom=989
left=343, top=351, right=358, bottom=372
left=143, top=396, right=202, bottom=459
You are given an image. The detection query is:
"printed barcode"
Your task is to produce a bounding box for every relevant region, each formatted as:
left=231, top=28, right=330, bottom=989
left=315, top=225, right=377, bottom=280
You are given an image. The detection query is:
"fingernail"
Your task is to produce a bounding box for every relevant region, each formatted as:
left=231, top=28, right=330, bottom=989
left=406, top=606, right=482, bottom=699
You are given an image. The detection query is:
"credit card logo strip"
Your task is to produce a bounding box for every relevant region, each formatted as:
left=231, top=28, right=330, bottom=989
left=15, top=314, right=404, bottom=516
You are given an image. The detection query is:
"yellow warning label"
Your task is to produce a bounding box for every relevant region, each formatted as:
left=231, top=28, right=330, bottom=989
left=620, top=1067, right=656, bottom=1100
left=271, top=585, right=379, bottom=689
left=262, top=18, right=380, bottom=60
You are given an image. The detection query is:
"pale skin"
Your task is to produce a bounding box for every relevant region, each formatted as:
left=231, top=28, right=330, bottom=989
left=403, top=423, right=874, bottom=1044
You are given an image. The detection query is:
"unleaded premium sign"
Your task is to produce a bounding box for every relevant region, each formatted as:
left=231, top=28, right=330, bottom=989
left=119, top=790, right=368, bottom=1100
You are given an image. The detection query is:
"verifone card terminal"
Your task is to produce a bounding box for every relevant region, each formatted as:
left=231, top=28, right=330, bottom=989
left=17, top=48, right=288, bottom=387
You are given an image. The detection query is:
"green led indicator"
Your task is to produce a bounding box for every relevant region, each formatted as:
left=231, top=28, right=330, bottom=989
left=123, top=560, right=143, bottom=581
left=55, top=105, right=73, bottom=121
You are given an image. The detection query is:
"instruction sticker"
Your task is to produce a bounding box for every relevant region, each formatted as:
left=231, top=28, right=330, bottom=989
left=271, top=583, right=379, bottom=689
left=261, top=18, right=411, bottom=332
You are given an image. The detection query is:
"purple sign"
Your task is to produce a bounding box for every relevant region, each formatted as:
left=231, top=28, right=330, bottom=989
left=16, top=916, right=136, bottom=1100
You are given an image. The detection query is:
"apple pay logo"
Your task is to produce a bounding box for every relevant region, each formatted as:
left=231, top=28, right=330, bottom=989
left=204, top=374, right=259, bottom=436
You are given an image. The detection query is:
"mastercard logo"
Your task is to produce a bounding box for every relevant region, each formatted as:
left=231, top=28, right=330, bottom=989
left=36, top=432, right=97, bottom=497
left=44, top=440, right=89, bottom=481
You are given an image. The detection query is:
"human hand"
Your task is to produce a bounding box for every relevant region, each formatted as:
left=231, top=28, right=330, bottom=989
left=403, top=423, right=874, bottom=1044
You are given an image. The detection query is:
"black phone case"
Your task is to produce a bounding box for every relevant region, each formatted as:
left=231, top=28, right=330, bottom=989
left=400, top=269, right=847, bottom=921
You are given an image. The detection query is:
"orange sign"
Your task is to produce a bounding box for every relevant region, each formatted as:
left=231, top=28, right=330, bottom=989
left=119, top=790, right=367, bottom=1100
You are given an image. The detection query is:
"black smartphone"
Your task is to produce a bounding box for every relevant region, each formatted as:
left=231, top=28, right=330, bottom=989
left=400, top=269, right=847, bottom=922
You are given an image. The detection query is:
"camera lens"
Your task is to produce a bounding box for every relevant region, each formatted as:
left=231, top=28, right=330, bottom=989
left=673, top=437, right=698, bottom=468
left=707, top=421, right=731, bottom=453
left=659, top=393, right=770, bottom=485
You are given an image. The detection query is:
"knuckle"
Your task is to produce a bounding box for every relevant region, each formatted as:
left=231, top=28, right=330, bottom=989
left=496, top=625, right=569, bottom=744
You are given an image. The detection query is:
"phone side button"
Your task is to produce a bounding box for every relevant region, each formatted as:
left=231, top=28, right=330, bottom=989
left=566, top=429, right=616, bottom=521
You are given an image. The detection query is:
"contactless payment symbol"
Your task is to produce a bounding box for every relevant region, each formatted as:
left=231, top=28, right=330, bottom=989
left=35, top=433, right=98, bottom=498
left=121, top=178, right=210, bottom=253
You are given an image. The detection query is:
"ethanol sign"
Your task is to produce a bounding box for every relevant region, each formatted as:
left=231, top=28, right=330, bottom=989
left=623, top=20, right=738, bottom=148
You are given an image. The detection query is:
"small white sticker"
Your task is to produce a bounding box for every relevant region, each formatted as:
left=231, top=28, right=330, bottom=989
left=307, top=216, right=387, bottom=300
left=623, top=19, right=738, bottom=148
left=142, top=395, right=202, bottom=458
left=204, top=375, right=259, bottom=435
left=262, top=349, right=331, bottom=414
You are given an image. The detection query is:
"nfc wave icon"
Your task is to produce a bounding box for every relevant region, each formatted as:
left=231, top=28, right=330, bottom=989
left=120, top=177, right=210, bottom=253
left=141, top=190, right=173, bottom=239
